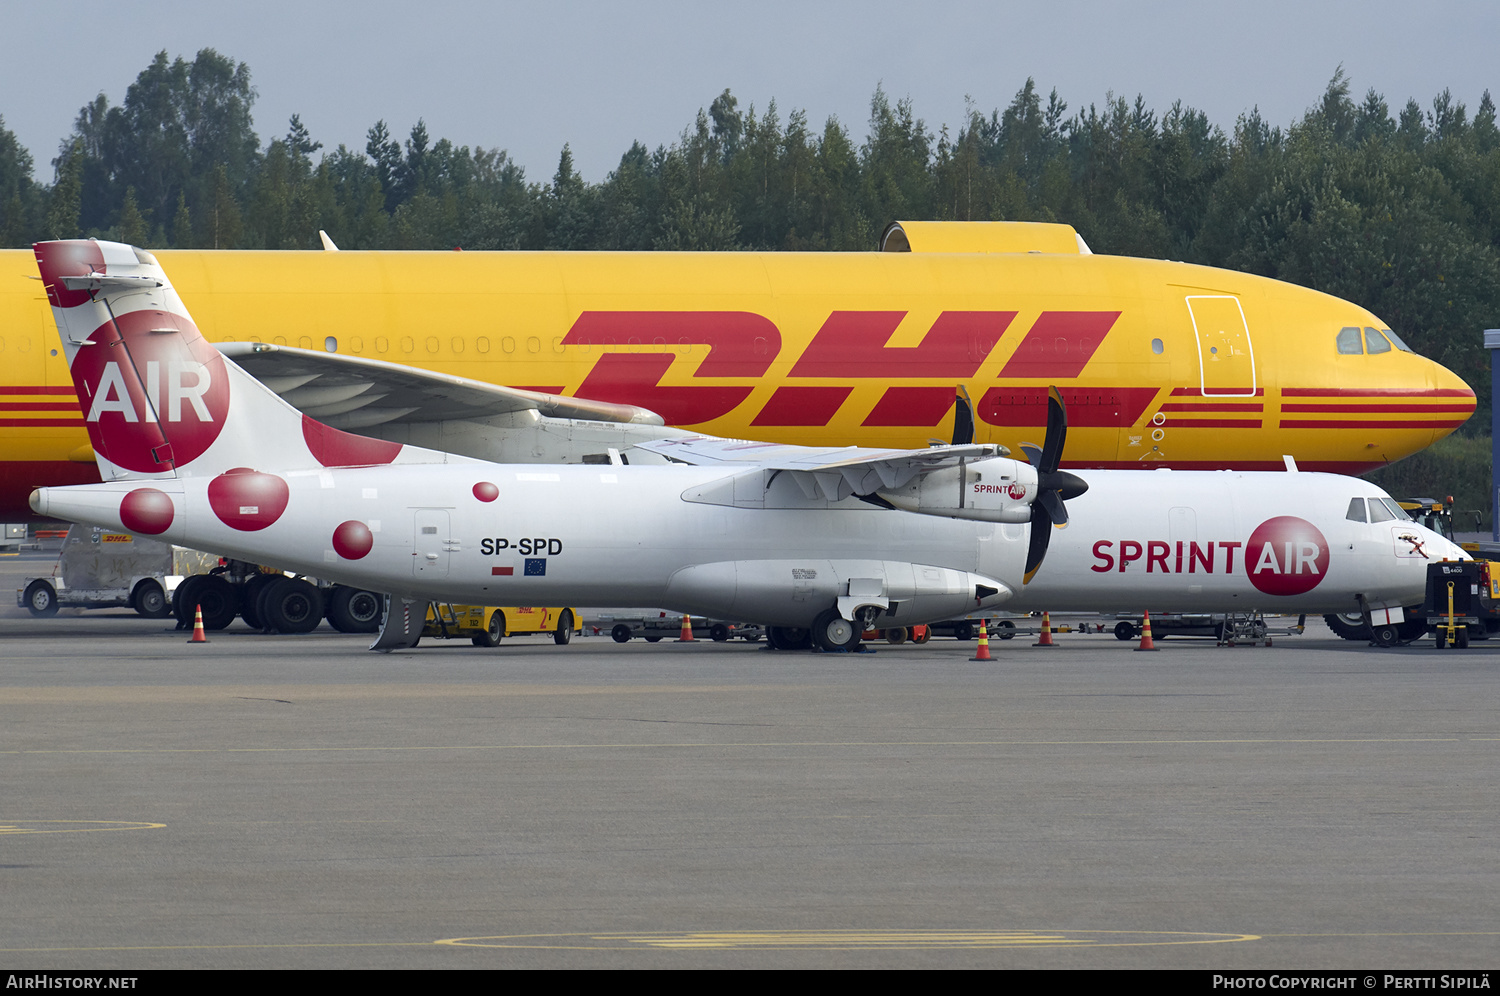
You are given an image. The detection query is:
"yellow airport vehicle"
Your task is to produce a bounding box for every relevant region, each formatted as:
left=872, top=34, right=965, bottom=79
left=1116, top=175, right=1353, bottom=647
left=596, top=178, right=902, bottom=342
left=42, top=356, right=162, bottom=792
left=0, top=221, right=1473, bottom=520
left=423, top=603, right=578, bottom=646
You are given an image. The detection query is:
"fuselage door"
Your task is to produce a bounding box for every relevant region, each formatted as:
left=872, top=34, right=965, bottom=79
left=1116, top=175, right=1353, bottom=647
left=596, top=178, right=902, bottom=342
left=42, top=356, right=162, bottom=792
left=1187, top=295, right=1256, bottom=397
left=413, top=508, right=452, bottom=578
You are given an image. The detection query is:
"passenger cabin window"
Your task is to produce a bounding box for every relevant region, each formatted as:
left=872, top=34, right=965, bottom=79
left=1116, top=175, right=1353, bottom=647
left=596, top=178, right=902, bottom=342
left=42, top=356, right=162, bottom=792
left=1336, top=326, right=1363, bottom=354
left=1367, top=498, right=1397, bottom=523
left=1345, top=498, right=1367, bottom=522
left=1364, top=327, right=1392, bottom=354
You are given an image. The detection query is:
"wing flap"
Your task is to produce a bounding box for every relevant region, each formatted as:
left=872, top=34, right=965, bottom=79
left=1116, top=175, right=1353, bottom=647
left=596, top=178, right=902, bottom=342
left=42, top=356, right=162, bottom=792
left=216, top=342, right=664, bottom=427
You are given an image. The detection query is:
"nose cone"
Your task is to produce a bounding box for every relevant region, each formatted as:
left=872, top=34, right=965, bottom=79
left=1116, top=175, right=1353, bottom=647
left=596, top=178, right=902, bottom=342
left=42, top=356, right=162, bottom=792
left=1428, top=357, right=1477, bottom=442
left=28, top=488, right=45, bottom=515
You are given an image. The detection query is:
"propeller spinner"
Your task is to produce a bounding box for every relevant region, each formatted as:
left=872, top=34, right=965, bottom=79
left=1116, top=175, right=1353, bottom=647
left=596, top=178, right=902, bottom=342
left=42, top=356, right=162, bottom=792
left=1019, top=387, right=1089, bottom=584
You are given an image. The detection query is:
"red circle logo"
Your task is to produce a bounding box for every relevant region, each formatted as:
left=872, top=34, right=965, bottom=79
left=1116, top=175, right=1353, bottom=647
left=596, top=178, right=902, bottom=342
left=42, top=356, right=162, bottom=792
left=332, top=520, right=374, bottom=560
left=1245, top=516, right=1330, bottom=596
left=207, top=469, right=290, bottom=531
left=1007, top=483, right=1026, bottom=500
left=473, top=481, right=499, bottom=502
left=70, top=309, right=229, bottom=473
left=119, top=488, right=174, bottom=534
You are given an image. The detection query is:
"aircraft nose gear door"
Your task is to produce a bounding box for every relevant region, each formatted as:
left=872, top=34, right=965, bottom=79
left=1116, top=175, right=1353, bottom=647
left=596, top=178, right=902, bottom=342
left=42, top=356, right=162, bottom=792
left=413, top=508, right=454, bottom=578
left=1187, top=295, right=1256, bottom=397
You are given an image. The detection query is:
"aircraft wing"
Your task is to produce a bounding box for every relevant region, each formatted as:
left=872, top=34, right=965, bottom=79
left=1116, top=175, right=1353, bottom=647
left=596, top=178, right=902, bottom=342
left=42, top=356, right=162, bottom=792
left=634, top=435, right=1006, bottom=501
left=216, top=342, right=665, bottom=429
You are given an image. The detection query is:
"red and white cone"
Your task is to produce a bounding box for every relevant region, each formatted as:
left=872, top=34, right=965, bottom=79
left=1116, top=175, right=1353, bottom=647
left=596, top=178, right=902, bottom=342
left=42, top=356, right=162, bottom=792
left=1033, top=611, right=1056, bottom=647
left=1134, top=611, right=1159, bottom=652
left=970, top=620, right=992, bottom=661
left=189, top=604, right=208, bottom=644
left=676, top=613, right=695, bottom=642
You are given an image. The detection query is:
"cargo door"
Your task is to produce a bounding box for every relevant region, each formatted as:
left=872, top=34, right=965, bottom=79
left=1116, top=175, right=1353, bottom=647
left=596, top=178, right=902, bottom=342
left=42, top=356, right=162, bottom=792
left=413, top=508, right=452, bottom=578
left=1187, top=295, right=1256, bottom=397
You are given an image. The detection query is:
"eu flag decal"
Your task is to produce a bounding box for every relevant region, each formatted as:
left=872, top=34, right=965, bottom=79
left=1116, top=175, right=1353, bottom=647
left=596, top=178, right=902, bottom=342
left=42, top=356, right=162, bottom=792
left=524, top=558, right=547, bottom=576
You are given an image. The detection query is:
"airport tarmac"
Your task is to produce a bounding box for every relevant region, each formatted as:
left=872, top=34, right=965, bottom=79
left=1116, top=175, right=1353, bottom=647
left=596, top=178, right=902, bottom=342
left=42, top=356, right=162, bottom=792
left=2, top=573, right=1498, bottom=968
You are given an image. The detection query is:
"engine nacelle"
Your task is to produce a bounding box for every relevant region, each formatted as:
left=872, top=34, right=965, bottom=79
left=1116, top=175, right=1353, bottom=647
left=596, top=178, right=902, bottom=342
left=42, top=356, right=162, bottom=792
left=663, top=559, right=1013, bottom=627
left=877, top=456, right=1037, bottom=523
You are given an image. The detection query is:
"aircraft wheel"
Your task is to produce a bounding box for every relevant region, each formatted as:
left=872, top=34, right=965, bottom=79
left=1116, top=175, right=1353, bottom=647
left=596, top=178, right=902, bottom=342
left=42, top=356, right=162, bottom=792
left=709, top=623, right=729, bottom=642
left=173, top=576, right=205, bottom=627
left=1114, top=621, right=1136, bottom=641
left=741, top=631, right=760, bottom=642
left=611, top=624, right=632, bottom=643
left=768, top=626, right=811, bottom=650
left=813, top=609, right=860, bottom=652
left=326, top=586, right=380, bottom=633
left=239, top=575, right=275, bottom=630
left=911, top=626, right=931, bottom=644
left=553, top=610, right=573, bottom=645
left=262, top=578, right=324, bottom=634
left=953, top=622, right=974, bottom=641
left=995, top=620, right=1016, bottom=641
left=23, top=579, right=57, bottom=617
left=1372, top=624, right=1401, bottom=647
left=192, top=576, right=239, bottom=631
left=1323, top=612, right=1370, bottom=641
left=885, top=627, right=908, bottom=645
left=132, top=579, right=169, bottom=618
left=644, top=636, right=662, bottom=643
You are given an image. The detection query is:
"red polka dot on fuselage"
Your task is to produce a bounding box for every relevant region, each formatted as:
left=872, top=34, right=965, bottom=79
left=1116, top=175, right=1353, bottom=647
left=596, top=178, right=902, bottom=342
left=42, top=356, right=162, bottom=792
left=332, top=520, right=374, bottom=560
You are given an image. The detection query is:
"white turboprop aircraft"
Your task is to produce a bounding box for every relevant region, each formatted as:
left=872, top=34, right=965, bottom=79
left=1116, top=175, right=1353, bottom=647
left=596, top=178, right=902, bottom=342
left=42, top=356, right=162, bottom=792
left=28, top=240, right=1463, bottom=652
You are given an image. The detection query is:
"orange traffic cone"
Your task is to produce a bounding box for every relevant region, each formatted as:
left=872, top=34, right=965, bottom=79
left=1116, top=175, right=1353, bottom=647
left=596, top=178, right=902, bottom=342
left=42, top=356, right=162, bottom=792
left=970, top=620, right=992, bottom=661
left=1033, top=611, right=1056, bottom=647
left=189, top=604, right=208, bottom=644
left=676, top=613, right=695, bottom=642
left=1134, top=611, right=1158, bottom=652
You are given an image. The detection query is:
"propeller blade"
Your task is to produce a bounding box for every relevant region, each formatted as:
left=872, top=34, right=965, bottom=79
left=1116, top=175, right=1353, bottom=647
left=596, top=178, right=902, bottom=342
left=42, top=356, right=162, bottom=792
left=1039, top=385, right=1068, bottom=474
left=1024, top=505, right=1052, bottom=583
left=1038, top=488, right=1068, bottom=527
left=1022, top=386, right=1085, bottom=585
left=952, top=386, right=975, bottom=446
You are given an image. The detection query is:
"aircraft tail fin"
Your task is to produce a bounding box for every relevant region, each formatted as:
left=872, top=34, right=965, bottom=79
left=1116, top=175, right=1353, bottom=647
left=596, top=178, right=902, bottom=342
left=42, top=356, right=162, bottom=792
left=34, top=239, right=430, bottom=482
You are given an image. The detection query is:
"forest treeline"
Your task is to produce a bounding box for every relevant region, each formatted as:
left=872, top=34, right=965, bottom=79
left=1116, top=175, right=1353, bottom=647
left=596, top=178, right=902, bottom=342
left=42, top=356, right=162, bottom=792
left=2, top=49, right=1498, bottom=440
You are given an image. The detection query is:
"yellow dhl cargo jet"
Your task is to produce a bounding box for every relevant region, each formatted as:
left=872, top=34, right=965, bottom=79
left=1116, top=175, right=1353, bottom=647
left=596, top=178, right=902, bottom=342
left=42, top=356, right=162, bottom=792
left=0, top=221, right=1473, bottom=521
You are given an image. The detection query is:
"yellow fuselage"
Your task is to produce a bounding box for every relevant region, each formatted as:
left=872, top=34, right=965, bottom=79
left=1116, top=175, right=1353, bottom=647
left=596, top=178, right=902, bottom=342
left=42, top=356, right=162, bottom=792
left=0, top=238, right=1473, bottom=520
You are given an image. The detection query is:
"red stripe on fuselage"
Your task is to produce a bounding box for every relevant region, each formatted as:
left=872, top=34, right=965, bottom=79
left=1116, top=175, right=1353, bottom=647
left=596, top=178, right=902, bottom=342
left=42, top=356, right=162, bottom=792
left=1282, top=403, right=1474, bottom=413
left=751, top=386, right=853, bottom=426
left=1158, top=402, right=1263, bottom=412
left=997, top=311, right=1120, bottom=379
left=862, top=387, right=959, bottom=427
left=1279, top=419, right=1468, bottom=429
left=790, top=311, right=1016, bottom=379
left=1282, top=387, right=1475, bottom=397
left=977, top=387, right=1158, bottom=428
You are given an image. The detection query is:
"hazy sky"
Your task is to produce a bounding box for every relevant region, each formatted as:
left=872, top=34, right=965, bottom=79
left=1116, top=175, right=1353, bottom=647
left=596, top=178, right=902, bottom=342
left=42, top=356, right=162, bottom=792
left=3, top=0, right=1495, bottom=184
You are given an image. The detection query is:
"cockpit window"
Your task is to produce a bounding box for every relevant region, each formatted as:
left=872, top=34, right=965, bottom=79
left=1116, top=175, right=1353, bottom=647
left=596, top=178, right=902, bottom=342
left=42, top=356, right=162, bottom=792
left=1364, top=327, right=1393, bottom=354
left=1345, top=497, right=1367, bottom=522
left=1368, top=498, right=1397, bottom=522
left=1381, top=328, right=1414, bottom=352
left=1336, top=326, right=1363, bottom=354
